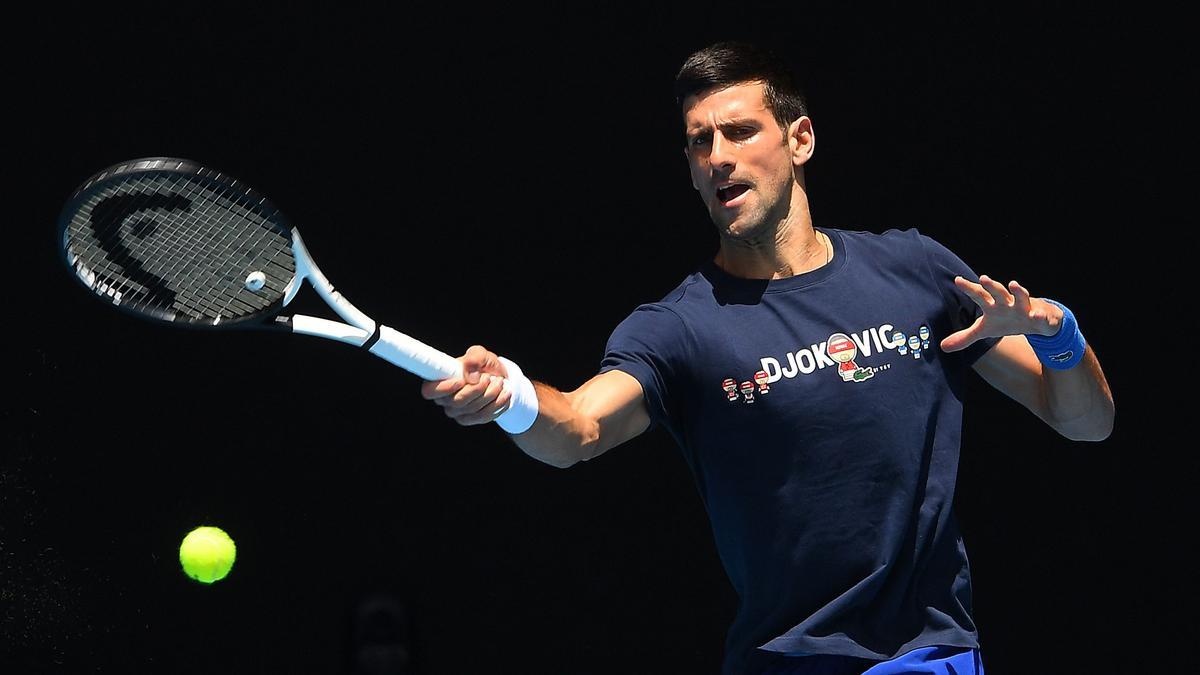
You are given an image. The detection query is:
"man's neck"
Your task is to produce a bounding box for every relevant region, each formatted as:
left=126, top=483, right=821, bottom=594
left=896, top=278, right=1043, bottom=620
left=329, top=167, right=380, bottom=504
left=713, top=222, right=830, bottom=280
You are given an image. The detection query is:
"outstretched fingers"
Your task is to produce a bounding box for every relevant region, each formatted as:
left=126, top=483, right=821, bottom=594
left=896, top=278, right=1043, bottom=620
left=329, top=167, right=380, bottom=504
left=953, top=275, right=1056, bottom=340
left=954, top=275, right=995, bottom=309
left=940, top=315, right=985, bottom=353
left=1007, top=279, right=1037, bottom=318
left=978, top=275, right=1015, bottom=307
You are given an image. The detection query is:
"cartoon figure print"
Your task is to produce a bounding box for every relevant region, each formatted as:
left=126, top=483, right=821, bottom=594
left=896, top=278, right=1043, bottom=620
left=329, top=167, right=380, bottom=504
left=908, top=335, right=922, bottom=359
left=754, top=370, right=770, bottom=394
left=827, top=332, right=875, bottom=383
left=722, top=378, right=739, bottom=401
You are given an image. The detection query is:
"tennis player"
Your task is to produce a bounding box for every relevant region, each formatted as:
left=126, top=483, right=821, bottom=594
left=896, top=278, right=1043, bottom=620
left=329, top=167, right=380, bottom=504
left=421, top=41, right=1113, bottom=675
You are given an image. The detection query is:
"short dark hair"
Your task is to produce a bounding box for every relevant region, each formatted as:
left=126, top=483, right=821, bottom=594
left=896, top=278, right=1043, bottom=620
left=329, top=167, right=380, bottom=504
left=674, top=41, right=808, bottom=132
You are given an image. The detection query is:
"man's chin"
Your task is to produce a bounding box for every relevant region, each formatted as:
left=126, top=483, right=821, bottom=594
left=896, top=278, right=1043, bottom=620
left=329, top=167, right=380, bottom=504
left=714, top=215, right=764, bottom=241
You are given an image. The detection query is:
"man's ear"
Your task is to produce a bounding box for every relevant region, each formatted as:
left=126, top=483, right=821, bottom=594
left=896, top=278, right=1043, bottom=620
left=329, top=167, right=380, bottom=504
left=788, top=116, right=815, bottom=167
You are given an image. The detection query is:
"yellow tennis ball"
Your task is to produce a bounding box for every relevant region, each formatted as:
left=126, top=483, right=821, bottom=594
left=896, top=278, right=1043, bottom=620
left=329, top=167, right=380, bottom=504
left=179, top=526, right=236, bottom=584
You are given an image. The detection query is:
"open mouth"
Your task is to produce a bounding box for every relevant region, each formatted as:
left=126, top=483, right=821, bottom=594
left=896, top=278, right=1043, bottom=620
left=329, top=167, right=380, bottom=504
left=717, top=184, right=750, bottom=205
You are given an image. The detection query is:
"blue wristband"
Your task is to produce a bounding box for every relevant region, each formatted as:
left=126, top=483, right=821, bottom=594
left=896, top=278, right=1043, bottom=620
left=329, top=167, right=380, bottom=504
left=1025, top=299, right=1086, bottom=370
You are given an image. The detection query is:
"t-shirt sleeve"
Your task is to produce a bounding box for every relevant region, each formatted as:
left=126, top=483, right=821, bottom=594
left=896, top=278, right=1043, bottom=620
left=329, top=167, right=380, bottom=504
left=917, top=232, right=1002, bottom=367
left=598, top=303, right=688, bottom=433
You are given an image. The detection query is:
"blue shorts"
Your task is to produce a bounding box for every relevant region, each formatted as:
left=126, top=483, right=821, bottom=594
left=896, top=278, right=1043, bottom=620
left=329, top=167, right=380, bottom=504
left=752, top=645, right=985, bottom=675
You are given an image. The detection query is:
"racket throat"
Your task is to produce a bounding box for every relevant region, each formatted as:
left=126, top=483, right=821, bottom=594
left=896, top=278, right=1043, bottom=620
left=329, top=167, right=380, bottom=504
left=289, top=229, right=377, bottom=333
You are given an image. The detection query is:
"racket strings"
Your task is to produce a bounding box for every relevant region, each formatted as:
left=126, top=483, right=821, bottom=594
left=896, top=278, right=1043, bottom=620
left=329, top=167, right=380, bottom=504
left=73, top=178, right=180, bottom=313
left=162, top=174, right=292, bottom=321
left=156, top=175, right=265, bottom=320
left=66, top=168, right=295, bottom=324
left=75, top=175, right=212, bottom=318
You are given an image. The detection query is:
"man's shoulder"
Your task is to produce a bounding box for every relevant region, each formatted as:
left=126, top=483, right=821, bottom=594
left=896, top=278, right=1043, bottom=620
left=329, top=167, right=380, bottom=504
left=603, top=267, right=711, bottom=341
left=833, top=225, right=924, bottom=246
left=651, top=267, right=709, bottom=305
left=831, top=226, right=941, bottom=264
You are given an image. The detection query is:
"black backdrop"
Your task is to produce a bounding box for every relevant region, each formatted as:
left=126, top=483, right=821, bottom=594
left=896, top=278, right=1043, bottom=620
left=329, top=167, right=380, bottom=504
left=4, top=4, right=1189, bottom=674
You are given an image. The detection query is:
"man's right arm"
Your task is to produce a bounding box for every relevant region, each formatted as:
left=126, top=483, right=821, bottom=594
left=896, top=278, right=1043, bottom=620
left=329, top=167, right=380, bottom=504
left=419, top=345, right=651, bottom=468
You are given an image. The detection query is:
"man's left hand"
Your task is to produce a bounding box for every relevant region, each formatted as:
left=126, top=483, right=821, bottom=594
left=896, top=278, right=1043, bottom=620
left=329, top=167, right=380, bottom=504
left=940, top=275, right=1065, bottom=353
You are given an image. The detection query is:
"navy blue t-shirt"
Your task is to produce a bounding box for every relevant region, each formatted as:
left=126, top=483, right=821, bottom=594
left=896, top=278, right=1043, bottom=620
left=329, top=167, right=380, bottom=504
left=599, top=227, right=1000, bottom=675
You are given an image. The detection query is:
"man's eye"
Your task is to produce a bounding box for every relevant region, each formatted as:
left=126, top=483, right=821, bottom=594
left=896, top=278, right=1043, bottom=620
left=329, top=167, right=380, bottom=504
left=691, top=136, right=709, bottom=147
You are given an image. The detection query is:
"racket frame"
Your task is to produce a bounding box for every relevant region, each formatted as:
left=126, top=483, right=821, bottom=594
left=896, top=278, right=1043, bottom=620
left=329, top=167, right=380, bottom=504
left=284, top=230, right=465, bottom=382
left=59, top=157, right=466, bottom=383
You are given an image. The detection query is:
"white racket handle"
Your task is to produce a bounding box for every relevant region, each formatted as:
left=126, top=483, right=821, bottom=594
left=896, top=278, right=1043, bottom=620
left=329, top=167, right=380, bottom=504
left=374, top=329, right=538, bottom=433
left=368, top=324, right=463, bottom=381
left=290, top=315, right=537, bottom=432
left=290, top=316, right=462, bottom=380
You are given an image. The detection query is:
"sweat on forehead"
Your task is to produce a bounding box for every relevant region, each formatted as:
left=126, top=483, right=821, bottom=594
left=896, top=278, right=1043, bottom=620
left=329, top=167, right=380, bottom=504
left=683, top=81, right=769, bottom=113
left=682, top=82, right=779, bottom=136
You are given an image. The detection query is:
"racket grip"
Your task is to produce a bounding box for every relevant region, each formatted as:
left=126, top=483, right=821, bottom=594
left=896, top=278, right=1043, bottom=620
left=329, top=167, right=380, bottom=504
left=369, top=325, right=463, bottom=381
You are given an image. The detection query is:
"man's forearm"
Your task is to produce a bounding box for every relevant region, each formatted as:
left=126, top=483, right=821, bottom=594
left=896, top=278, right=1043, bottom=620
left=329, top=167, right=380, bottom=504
left=506, top=381, right=597, bottom=468
left=1041, top=344, right=1114, bottom=441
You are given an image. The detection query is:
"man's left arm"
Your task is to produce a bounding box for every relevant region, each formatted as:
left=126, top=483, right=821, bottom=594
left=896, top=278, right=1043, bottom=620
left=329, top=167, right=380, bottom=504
left=941, top=275, right=1115, bottom=442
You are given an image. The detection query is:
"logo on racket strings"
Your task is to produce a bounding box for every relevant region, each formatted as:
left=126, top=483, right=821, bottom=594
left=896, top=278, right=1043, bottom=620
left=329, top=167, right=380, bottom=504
left=72, top=258, right=124, bottom=304
left=78, top=191, right=190, bottom=310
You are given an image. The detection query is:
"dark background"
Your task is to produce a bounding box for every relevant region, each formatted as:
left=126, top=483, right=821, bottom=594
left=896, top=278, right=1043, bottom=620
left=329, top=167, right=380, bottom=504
left=4, top=4, right=1189, bottom=674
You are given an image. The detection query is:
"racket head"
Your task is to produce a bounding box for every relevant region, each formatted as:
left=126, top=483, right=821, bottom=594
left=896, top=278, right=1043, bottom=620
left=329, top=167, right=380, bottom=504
left=57, top=157, right=298, bottom=328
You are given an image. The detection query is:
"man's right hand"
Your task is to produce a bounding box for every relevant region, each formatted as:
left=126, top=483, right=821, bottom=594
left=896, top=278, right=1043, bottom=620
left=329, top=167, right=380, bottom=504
left=420, top=344, right=513, bottom=426
left=421, top=348, right=651, bottom=467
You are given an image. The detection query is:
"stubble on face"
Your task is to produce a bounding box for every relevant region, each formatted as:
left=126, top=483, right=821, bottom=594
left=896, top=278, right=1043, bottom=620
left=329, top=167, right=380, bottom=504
left=714, top=170, right=794, bottom=245
left=683, top=84, right=798, bottom=249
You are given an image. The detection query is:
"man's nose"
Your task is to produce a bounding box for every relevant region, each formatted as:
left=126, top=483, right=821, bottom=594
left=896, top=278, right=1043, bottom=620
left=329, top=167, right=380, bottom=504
left=709, top=132, right=735, bottom=172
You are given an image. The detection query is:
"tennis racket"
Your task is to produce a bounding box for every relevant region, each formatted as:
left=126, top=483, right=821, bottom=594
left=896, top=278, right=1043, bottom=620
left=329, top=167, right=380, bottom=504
left=57, top=156, right=467, bottom=383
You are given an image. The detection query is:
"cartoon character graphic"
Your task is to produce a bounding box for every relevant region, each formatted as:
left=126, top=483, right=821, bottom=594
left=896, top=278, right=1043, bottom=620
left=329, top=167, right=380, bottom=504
left=919, top=325, right=930, bottom=350
left=722, top=378, right=739, bottom=402
left=908, top=335, right=922, bottom=359
left=828, top=332, right=875, bottom=382
left=754, top=370, right=770, bottom=394
left=739, top=381, right=756, bottom=403
left=895, top=331, right=908, bottom=355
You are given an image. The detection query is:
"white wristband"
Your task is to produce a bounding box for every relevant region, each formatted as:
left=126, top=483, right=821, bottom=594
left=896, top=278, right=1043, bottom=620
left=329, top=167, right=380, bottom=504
left=495, top=356, right=539, bottom=434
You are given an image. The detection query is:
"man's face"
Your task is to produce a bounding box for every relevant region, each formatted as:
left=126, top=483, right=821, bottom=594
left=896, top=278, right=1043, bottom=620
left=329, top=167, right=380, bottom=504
left=682, top=81, right=807, bottom=240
